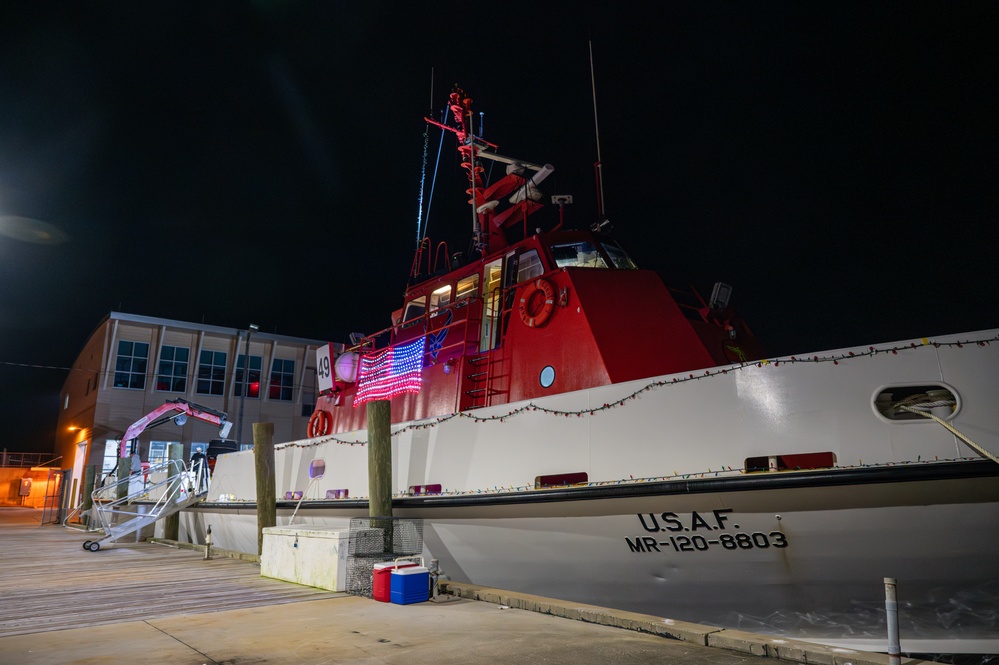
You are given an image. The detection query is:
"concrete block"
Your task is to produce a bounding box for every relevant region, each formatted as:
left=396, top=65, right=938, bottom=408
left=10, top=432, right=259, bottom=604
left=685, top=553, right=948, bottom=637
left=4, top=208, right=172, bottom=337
left=440, top=582, right=721, bottom=647
left=832, top=651, right=926, bottom=665
left=707, top=629, right=771, bottom=656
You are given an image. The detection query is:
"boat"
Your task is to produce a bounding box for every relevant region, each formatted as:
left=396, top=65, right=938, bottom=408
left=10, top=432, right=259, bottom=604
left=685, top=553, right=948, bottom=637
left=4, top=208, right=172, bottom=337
left=189, top=87, right=999, bottom=656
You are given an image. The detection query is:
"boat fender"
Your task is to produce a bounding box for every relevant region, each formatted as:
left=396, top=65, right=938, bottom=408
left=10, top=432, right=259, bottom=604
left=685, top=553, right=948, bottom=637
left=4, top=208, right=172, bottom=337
left=519, top=278, right=556, bottom=328
left=308, top=409, right=331, bottom=438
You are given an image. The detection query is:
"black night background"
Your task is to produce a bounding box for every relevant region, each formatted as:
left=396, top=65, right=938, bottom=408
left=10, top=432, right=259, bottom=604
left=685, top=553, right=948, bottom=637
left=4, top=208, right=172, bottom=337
left=1, top=2, right=996, bottom=452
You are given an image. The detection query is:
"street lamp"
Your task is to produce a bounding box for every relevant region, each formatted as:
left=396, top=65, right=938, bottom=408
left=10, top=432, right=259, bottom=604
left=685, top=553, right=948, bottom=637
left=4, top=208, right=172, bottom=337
left=236, top=323, right=259, bottom=449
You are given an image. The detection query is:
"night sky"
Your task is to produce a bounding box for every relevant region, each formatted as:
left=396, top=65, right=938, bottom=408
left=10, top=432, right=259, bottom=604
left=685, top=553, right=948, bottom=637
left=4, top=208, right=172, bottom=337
left=2, top=2, right=996, bottom=453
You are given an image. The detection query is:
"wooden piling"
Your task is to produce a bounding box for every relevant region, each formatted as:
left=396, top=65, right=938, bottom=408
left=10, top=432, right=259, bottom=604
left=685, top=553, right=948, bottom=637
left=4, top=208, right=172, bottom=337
left=116, top=456, right=130, bottom=500
left=367, top=400, right=392, bottom=519
left=163, top=443, right=184, bottom=540
left=253, top=422, right=276, bottom=555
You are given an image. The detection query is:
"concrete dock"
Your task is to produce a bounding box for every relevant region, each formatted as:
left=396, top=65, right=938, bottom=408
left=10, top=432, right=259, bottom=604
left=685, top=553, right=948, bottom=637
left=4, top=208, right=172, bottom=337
left=0, top=507, right=910, bottom=665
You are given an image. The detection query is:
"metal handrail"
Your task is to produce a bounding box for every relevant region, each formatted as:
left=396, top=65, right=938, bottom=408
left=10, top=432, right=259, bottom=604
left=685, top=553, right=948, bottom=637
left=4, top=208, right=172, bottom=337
left=89, top=459, right=207, bottom=540
left=0, top=452, right=62, bottom=468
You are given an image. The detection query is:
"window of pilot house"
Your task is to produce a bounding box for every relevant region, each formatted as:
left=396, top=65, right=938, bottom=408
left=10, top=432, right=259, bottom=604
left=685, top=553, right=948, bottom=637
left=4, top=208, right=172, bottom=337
left=550, top=241, right=608, bottom=269
left=516, top=249, right=544, bottom=283
left=114, top=340, right=149, bottom=389
left=429, top=284, right=452, bottom=314
left=402, top=295, right=427, bottom=322
left=874, top=385, right=958, bottom=422
left=601, top=242, right=637, bottom=269
left=455, top=274, right=479, bottom=301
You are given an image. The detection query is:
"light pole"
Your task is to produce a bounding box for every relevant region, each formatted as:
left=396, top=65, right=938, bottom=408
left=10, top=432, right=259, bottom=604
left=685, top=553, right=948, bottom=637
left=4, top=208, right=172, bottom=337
left=236, top=323, right=259, bottom=449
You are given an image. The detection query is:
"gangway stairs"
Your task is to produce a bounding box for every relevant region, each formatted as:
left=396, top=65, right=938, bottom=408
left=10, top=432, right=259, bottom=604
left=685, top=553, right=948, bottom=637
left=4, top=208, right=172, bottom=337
left=78, top=459, right=208, bottom=551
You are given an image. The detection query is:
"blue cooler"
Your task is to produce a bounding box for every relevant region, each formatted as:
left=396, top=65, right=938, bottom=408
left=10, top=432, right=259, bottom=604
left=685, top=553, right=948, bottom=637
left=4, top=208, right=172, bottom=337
left=389, top=566, right=429, bottom=605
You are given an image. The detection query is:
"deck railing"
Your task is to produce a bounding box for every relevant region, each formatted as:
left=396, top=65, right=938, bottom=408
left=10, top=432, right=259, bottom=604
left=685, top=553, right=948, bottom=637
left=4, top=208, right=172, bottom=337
left=0, top=452, right=62, bottom=468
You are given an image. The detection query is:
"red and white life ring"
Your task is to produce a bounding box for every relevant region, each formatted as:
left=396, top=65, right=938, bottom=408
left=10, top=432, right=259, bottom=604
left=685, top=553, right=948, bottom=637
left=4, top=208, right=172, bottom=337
left=518, top=278, right=556, bottom=328
left=308, top=410, right=331, bottom=438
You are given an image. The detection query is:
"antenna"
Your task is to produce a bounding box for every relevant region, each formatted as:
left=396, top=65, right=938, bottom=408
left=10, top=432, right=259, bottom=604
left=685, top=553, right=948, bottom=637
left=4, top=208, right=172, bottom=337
left=416, top=69, right=434, bottom=247
left=589, top=40, right=607, bottom=221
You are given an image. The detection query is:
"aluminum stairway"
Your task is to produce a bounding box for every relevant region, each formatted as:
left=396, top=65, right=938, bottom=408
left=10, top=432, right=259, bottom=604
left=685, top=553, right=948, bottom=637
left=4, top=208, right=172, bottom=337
left=80, top=459, right=208, bottom=551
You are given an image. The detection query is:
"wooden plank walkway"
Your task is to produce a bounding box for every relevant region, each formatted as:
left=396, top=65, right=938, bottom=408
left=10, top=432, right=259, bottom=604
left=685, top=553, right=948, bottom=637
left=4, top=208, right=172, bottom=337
left=0, top=507, right=341, bottom=638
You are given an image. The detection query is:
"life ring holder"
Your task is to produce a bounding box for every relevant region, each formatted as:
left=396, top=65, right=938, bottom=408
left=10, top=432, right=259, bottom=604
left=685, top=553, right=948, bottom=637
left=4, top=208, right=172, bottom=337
left=519, top=278, right=556, bottom=328
left=308, top=410, right=331, bottom=438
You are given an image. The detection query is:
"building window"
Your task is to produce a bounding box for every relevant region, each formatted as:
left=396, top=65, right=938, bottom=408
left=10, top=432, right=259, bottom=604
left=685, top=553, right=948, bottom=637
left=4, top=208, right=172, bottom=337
left=197, top=350, right=228, bottom=396
left=156, top=345, right=189, bottom=392
left=148, top=441, right=174, bottom=465
left=114, top=341, right=149, bottom=389
left=102, top=440, right=119, bottom=474
left=269, top=358, right=295, bottom=401
left=235, top=355, right=262, bottom=399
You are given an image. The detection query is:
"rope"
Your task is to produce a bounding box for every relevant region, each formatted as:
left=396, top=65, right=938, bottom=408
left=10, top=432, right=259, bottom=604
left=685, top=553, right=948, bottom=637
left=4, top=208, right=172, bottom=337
left=897, top=403, right=999, bottom=465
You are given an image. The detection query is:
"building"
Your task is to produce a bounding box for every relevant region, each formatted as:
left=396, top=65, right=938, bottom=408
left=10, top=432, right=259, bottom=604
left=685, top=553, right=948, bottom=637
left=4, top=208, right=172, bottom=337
left=54, top=312, right=327, bottom=508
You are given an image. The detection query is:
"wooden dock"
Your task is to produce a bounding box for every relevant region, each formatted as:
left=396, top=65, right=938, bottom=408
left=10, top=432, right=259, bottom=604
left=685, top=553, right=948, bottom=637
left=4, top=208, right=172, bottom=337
left=0, top=507, right=339, bottom=638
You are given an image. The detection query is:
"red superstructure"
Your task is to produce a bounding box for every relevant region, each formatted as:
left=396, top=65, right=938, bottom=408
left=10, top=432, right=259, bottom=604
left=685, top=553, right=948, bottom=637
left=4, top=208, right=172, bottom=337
left=307, top=89, right=761, bottom=437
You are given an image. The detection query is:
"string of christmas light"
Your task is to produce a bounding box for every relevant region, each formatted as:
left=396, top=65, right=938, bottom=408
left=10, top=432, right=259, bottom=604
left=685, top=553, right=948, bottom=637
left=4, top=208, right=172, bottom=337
left=232, top=455, right=979, bottom=502
left=276, top=333, right=996, bottom=453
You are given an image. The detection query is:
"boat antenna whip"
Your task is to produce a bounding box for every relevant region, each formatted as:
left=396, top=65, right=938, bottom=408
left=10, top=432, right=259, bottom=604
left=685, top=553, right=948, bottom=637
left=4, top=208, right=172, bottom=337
left=590, top=40, right=608, bottom=225
left=416, top=69, right=433, bottom=248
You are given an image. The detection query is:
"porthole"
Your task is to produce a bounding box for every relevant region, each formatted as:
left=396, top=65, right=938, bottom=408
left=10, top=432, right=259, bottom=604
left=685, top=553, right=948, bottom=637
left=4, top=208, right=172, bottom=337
left=874, top=384, right=958, bottom=422
left=539, top=365, right=556, bottom=388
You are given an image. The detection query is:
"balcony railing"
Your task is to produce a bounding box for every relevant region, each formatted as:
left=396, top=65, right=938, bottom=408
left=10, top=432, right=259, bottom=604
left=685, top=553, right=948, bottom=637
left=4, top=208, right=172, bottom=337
left=0, top=452, right=62, bottom=468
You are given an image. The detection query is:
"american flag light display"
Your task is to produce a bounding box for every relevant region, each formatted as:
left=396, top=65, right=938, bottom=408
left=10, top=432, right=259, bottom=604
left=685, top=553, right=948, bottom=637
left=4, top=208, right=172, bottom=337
left=354, top=337, right=426, bottom=406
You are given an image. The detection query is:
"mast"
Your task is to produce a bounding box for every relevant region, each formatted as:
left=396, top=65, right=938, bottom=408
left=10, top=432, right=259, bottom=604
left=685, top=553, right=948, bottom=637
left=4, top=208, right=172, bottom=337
left=425, top=87, right=553, bottom=256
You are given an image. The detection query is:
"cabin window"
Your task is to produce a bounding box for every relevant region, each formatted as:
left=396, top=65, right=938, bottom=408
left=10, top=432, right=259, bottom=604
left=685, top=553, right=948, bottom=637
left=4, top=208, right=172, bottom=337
left=455, top=274, right=479, bottom=301
left=516, top=249, right=544, bottom=283
left=874, top=385, right=958, bottom=422
left=550, top=241, right=609, bottom=269
left=602, top=242, right=637, bottom=269
left=402, top=295, right=427, bottom=322
left=429, top=285, right=452, bottom=312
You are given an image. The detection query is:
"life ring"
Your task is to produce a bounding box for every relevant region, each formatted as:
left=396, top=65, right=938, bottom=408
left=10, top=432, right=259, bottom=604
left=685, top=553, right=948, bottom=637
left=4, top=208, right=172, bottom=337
left=519, top=278, right=556, bottom=328
left=308, top=410, right=331, bottom=437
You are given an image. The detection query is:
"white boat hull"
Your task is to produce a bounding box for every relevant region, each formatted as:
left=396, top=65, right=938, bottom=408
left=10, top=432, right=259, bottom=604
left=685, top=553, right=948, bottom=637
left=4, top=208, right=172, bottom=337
left=191, top=331, right=999, bottom=654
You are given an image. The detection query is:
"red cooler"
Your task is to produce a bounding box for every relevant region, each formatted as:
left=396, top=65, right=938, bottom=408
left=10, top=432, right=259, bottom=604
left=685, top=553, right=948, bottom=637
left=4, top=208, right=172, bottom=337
left=372, top=561, right=417, bottom=602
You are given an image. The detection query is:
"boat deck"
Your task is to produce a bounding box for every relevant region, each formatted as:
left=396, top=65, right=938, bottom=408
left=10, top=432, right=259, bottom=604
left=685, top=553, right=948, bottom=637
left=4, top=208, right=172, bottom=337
left=0, top=507, right=908, bottom=665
